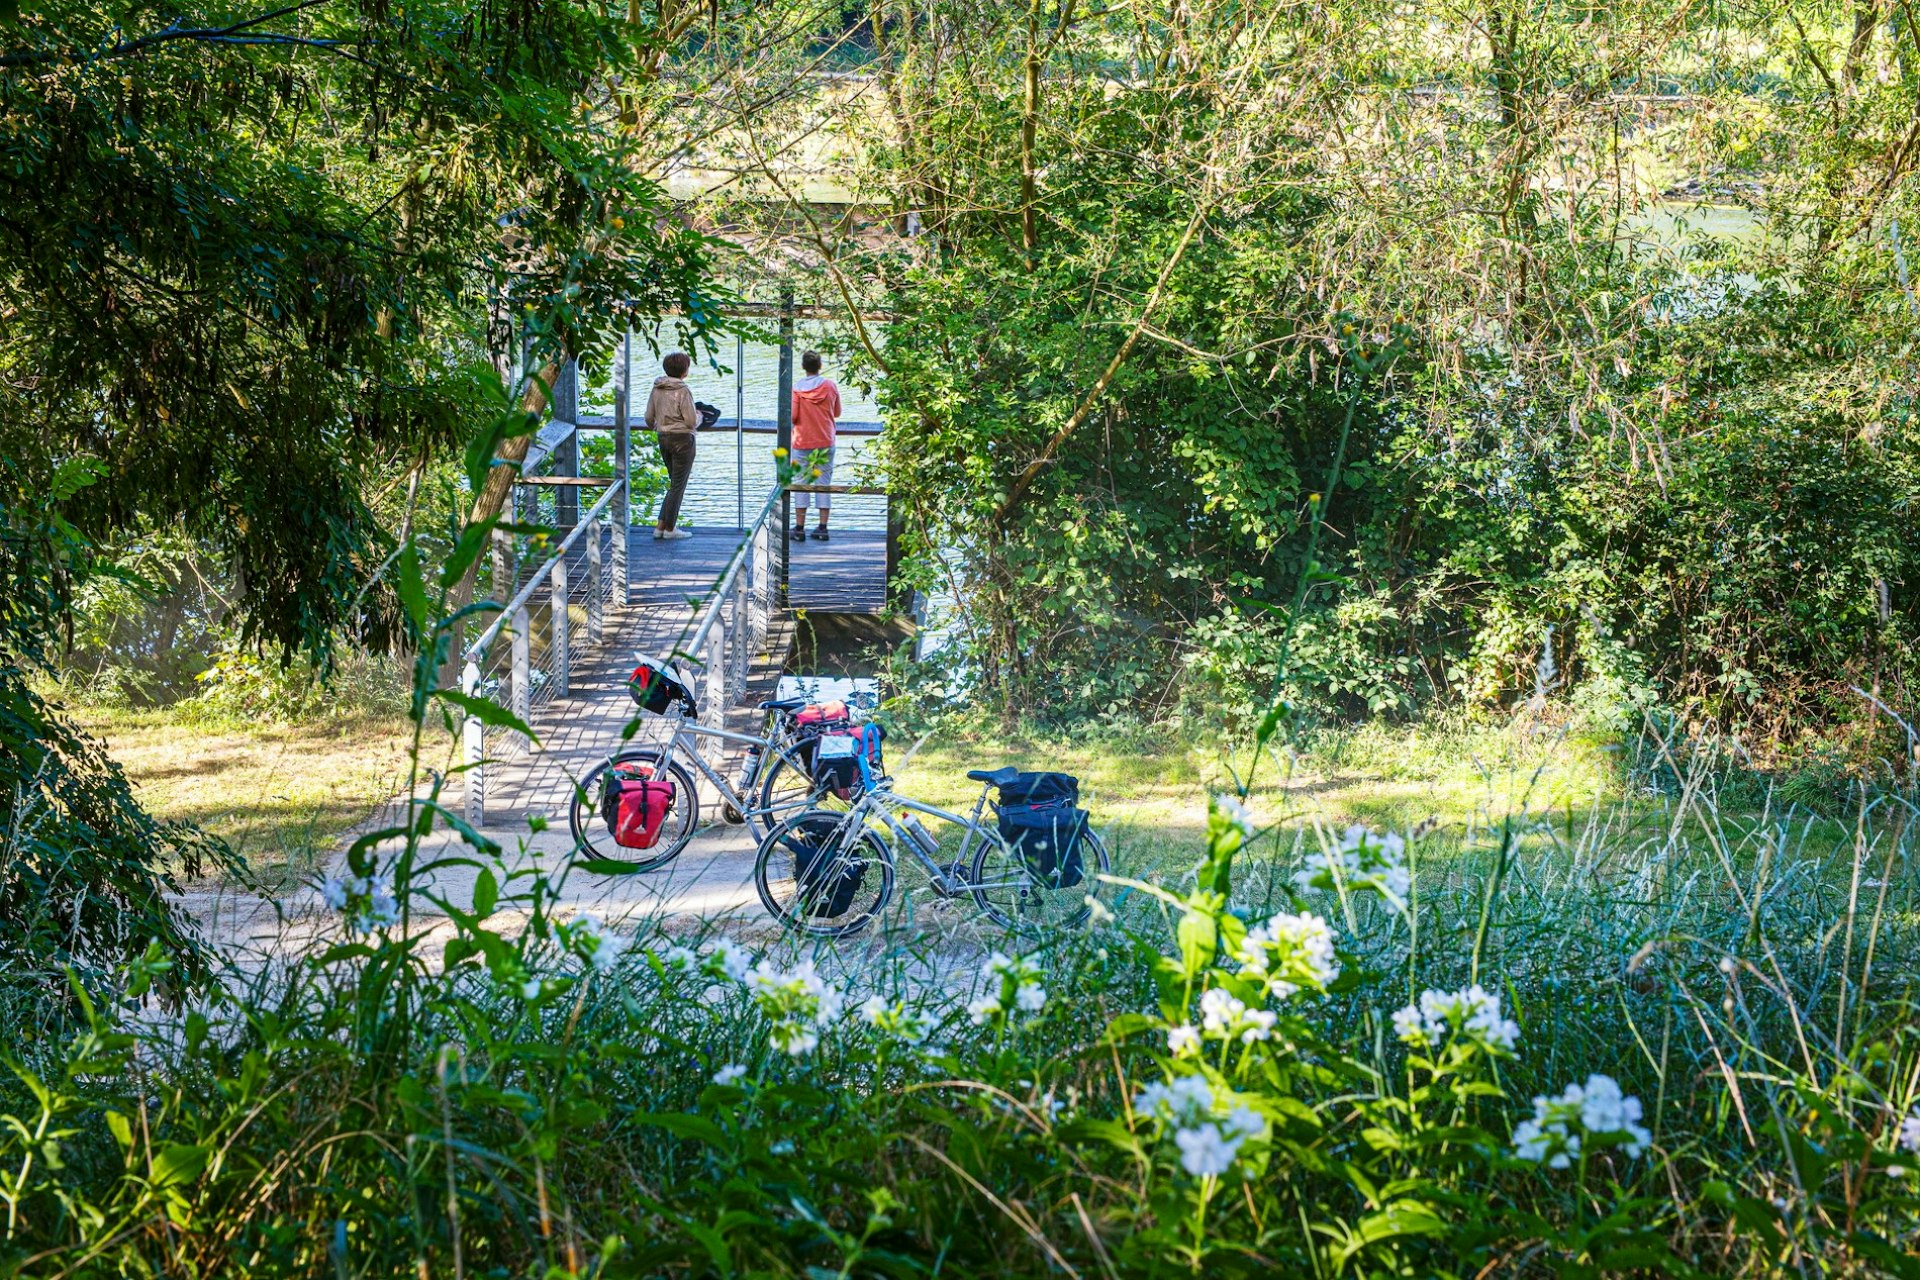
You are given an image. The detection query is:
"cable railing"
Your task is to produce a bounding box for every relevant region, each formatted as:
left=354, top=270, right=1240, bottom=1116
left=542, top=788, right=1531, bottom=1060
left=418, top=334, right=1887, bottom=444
left=462, top=478, right=626, bottom=824
left=670, top=486, right=782, bottom=757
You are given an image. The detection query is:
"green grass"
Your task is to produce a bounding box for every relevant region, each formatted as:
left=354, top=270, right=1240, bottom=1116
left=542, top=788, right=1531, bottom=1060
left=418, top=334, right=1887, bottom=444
left=75, top=705, right=413, bottom=892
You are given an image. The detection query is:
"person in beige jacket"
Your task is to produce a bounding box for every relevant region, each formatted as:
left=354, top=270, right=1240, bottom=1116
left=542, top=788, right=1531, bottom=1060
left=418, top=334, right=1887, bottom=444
left=646, top=351, right=698, bottom=540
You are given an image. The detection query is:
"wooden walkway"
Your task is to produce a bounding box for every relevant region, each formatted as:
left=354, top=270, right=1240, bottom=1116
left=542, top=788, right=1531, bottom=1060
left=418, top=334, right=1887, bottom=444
left=628, top=525, right=888, bottom=615
left=461, top=514, right=888, bottom=828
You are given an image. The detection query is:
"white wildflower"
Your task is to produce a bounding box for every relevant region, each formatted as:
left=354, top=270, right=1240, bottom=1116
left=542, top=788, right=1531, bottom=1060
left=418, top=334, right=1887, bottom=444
left=1900, top=1110, right=1920, bottom=1155
left=1213, top=793, right=1257, bottom=838
left=1235, top=911, right=1339, bottom=998
left=1199, top=987, right=1246, bottom=1035
left=1134, top=1075, right=1214, bottom=1126
left=967, top=995, right=1002, bottom=1025
left=744, top=959, right=843, bottom=1057
left=972, top=951, right=1046, bottom=1025
left=1294, top=825, right=1411, bottom=902
left=1166, top=1024, right=1201, bottom=1057
left=860, top=995, right=935, bottom=1045
left=713, top=1063, right=748, bottom=1086
left=701, top=937, right=754, bottom=983
left=657, top=944, right=699, bottom=971
left=1513, top=1074, right=1651, bottom=1168
left=1239, top=1009, right=1277, bottom=1043
left=320, top=869, right=402, bottom=932
left=1393, top=983, right=1520, bottom=1053
left=1175, top=1124, right=1240, bottom=1177
left=569, top=914, right=627, bottom=972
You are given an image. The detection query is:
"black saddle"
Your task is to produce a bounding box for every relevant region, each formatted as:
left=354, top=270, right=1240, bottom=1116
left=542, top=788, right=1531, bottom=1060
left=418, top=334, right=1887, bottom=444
left=762, top=697, right=809, bottom=713
left=966, top=766, right=1022, bottom=787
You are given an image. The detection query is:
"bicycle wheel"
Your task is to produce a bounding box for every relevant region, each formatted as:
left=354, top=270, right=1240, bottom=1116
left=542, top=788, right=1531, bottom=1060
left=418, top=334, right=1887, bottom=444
left=753, top=810, right=894, bottom=937
left=971, top=827, right=1111, bottom=934
left=753, top=747, right=846, bottom=838
left=568, top=748, right=701, bottom=871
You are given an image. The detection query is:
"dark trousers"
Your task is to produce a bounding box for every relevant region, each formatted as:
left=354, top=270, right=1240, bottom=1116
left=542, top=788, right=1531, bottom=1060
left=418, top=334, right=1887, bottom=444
left=657, top=432, right=696, bottom=529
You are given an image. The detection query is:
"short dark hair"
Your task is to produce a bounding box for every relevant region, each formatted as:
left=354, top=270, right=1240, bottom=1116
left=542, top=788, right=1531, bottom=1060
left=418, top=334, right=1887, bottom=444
left=663, top=351, right=691, bottom=378
left=801, top=349, right=822, bottom=375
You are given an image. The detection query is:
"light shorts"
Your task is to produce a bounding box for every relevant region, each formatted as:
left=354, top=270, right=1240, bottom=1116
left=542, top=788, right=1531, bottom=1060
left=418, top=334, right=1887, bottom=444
left=792, top=446, right=835, bottom=508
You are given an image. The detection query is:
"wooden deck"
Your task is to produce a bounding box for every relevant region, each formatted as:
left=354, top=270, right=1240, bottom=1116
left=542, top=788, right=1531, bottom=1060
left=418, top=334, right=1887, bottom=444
left=625, top=525, right=888, bottom=616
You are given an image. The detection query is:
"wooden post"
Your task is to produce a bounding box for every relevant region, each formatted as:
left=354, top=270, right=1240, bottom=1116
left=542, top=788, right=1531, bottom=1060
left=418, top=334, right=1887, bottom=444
left=776, top=292, right=794, bottom=608
left=550, top=555, right=570, bottom=698
left=462, top=659, right=486, bottom=825
left=553, top=359, right=580, bottom=529
left=614, top=329, right=631, bottom=604
left=511, top=604, right=531, bottom=755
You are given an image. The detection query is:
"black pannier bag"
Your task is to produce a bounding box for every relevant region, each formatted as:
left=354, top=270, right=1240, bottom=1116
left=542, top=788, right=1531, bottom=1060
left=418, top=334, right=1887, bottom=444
left=694, top=400, right=722, bottom=431
left=628, top=657, right=696, bottom=715
left=994, top=771, right=1089, bottom=889
left=790, top=819, right=867, bottom=917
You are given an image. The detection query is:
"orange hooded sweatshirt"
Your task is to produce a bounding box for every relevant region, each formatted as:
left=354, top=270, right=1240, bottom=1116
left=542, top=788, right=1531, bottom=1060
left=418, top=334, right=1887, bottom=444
left=791, top=375, right=842, bottom=450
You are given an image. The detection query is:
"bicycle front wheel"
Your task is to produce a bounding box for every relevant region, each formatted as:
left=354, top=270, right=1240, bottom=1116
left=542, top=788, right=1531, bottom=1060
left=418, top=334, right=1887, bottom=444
left=972, top=827, right=1111, bottom=934
left=753, top=810, right=894, bottom=937
left=568, top=748, right=701, bottom=872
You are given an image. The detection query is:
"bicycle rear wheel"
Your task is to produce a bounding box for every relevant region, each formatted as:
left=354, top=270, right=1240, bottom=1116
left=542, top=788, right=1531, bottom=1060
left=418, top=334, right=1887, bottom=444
left=971, top=828, right=1110, bottom=934
left=753, top=810, right=894, bottom=937
left=568, top=748, right=701, bottom=871
left=754, top=748, right=847, bottom=837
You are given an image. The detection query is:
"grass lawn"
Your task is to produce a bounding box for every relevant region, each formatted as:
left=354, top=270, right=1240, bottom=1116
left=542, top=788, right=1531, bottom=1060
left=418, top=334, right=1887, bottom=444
left=888, top=711, right=1636, bottom=880
left=76, top=706, right=414, bottom=892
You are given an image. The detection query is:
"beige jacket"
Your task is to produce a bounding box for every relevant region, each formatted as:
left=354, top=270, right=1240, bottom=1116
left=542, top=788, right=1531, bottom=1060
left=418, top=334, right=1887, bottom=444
left=645, top=375, right=698, bottom=434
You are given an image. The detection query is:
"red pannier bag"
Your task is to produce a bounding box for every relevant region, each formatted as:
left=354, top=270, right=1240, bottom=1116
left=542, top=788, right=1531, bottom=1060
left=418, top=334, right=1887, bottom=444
left=600, top=762, right=677, bottom=850
left=792, top=701, right=852, bottom=769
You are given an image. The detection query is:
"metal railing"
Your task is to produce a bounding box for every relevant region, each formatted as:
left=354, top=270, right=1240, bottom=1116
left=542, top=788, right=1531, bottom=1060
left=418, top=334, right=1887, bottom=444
left=671, top=486, right=782, bottom=750
left=462, top=478, right=626, bottom=824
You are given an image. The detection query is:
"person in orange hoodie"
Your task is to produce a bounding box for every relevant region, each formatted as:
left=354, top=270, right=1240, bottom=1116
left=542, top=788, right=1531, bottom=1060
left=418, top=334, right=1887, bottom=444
left=789, top=349, right=843, bottom=542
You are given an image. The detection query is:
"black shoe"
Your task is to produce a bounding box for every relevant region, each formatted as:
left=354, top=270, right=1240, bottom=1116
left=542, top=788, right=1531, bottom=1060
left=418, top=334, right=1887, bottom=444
left=789, top=527, right=807, bottom=542
left=810, top=527, right=830, bottom=541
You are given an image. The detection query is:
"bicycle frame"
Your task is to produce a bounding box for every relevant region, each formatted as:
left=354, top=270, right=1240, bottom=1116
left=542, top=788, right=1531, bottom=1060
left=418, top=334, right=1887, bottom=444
left=643, top=704, right=804, bottom=819
left=822, top=783, right=1018, bottom=894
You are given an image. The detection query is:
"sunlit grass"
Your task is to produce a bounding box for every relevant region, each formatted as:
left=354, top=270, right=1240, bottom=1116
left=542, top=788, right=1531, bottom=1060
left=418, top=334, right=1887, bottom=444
left=75, top=706, right=412, bottom=891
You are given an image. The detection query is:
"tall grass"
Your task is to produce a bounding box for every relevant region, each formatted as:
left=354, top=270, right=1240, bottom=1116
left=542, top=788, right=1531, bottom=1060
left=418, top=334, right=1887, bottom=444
left=1, top=710, right=1916, bottom=1275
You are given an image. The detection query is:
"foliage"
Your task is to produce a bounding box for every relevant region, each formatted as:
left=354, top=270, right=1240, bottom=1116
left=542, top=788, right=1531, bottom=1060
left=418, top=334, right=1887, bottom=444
left=0, top=464, right=239, bottom=1003
left=1, top=608, right=1917, bottom=1272
left=749, top=1, right=1920, bottom=748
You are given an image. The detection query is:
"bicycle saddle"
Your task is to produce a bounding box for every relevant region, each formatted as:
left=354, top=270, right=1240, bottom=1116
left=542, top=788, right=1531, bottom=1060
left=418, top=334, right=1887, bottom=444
left=761, top=697, right=809, bottom=712
left=966, top=766, right=1022, bottom=786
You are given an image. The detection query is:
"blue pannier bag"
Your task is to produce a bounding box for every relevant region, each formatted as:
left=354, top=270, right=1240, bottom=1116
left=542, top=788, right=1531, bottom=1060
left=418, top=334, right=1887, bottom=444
left=994, top=771, right=1087, bottom=889
left=812, top=723, right=885, bottom=799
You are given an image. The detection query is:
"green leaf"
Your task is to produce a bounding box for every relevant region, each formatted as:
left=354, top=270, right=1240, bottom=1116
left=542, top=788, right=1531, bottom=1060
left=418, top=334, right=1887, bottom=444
left=151, top=1143, right=211, bottom=1189
left=396, top=540, right=429, bottom=631
left=430, top=689, right=539, bottom=747
left=575, top=858, right=645, bottom=876
left=472, top=867, right=498, bottom=917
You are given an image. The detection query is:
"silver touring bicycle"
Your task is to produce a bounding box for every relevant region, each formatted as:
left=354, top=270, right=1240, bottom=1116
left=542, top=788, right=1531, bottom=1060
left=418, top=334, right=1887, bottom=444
left=567, top=656, right=858, bottom=870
